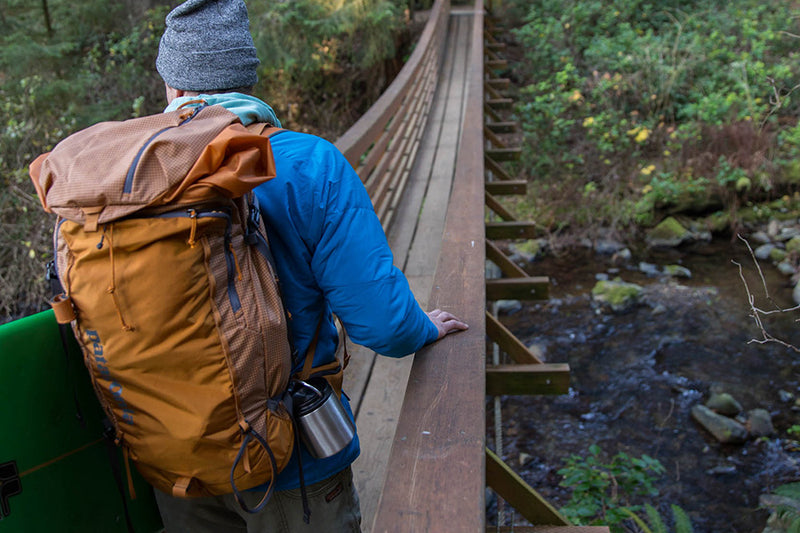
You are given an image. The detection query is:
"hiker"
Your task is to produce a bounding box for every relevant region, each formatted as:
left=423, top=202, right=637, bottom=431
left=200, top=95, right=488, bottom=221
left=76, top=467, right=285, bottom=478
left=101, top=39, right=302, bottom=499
left=151, top=0, right=468, bottom=531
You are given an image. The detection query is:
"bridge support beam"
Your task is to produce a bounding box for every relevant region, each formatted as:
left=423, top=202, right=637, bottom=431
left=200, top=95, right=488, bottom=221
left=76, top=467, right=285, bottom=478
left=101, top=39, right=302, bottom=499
left=486, top=448, right=571, bottom=526
left=486, top=364, right=571, bottom=396
left=486, top=221, right=539, bottom=239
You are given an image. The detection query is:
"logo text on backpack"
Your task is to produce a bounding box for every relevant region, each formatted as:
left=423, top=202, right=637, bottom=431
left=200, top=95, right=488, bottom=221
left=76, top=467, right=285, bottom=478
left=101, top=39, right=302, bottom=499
left=87, top=329, right=134, bottom=424
left=87, top=329, right=111, bottom=378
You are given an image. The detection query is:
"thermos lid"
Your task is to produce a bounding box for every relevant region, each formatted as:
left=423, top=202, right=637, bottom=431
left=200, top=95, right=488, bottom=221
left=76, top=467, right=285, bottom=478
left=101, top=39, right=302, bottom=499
left=294, top=378, right=332, bottom=417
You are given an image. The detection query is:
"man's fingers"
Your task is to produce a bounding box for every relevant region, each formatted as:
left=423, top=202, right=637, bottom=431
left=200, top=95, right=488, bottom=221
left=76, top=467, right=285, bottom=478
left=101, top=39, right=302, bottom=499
left=427, top=309, right=469, bottom=340
left=441, top=315, right=469, bottom=333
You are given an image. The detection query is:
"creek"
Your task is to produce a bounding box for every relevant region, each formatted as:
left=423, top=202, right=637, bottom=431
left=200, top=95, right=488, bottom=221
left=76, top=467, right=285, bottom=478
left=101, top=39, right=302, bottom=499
left=489, top=237, right=800, bottom=532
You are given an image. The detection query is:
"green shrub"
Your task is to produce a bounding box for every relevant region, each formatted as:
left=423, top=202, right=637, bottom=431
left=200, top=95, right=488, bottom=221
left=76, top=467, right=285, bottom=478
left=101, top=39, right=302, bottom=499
left=558, top=443, right=665, bottom=527
left=507, top=0, right=800, bottom=234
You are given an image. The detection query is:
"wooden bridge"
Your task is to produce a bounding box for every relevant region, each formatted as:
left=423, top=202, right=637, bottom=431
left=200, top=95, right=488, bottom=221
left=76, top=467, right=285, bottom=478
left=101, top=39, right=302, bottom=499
left=0, top=1, right=611, bottom=531
left=333, top=1, right=609, bottom=531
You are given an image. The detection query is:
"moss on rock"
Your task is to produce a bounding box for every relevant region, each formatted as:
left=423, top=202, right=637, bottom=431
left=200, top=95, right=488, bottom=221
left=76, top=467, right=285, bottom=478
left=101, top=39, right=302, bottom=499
left=646, top=216, right=690, bottom=247
left=591, top=279, right=643, bottom=313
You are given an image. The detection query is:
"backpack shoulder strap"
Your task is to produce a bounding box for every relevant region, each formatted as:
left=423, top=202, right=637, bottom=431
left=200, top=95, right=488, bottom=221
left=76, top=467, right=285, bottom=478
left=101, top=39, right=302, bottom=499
left=246, top=122, right=285, bottom=138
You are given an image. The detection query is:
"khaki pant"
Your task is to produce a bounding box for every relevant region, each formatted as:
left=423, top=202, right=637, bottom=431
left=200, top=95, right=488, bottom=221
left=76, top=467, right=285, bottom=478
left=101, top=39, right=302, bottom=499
left=154, top=467, right=362, bottom=533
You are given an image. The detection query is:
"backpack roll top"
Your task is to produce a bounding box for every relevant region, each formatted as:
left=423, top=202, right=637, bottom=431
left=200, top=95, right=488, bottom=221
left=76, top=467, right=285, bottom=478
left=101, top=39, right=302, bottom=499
left=31, top=104, right=296, bottom=499
left=30, top=103, right=276, bottom=225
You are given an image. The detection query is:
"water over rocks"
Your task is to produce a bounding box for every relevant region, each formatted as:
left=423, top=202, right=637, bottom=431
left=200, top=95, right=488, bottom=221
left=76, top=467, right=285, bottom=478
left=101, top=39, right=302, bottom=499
left=495, top=229, right=800, bottom=532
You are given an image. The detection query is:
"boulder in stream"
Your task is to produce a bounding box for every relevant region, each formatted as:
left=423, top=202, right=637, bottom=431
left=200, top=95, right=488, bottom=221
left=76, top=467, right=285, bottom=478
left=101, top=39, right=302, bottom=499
left=786, top=235, right=800, bottom=254
left=664, top=264, right=692, bottom=278
left=755, top=243, right=776, bottom=260
left=691, top=404, right=748, bottom=444
left=746, top=408, right=775, bottom=437
left=706, top=392, right=743, bottom=416
left=646, top=216, right=691, bottom=248
left=770, top=247, right=788, bottom=263
left=591, top=279, right=643, bottom=313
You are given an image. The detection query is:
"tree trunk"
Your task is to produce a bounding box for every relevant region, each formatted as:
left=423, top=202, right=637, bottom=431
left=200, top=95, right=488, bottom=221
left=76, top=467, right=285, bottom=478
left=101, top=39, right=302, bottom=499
left=41, top=0, right=52, bottom=37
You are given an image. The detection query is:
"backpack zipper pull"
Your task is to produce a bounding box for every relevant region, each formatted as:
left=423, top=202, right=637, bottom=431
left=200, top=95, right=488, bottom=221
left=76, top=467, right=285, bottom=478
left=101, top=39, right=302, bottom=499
left=187, top=209, right=198, bottom=248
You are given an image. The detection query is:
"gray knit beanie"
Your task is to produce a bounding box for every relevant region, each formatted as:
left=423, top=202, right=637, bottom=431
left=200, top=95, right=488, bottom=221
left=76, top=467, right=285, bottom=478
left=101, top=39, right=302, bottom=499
left=156, top=0, right=259, bottom=91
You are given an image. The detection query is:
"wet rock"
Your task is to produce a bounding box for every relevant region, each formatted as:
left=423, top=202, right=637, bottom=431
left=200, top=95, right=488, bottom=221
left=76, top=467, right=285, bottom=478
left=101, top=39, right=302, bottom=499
left=755, top=244, right=776, bottom=261
left=705, top=464, right=737, bottom=475
left=646, top=217, right=691, bottom=248
left=779, top=390, right=795, bottom=403
left=611, top=248, right=632, bottom=264
left=510, top=239, right=547, bottom=262
left=793, top=282, right=800, bottom=306
left=486, top=262, right=502, bottom=280
left=746, top=408, right=775, bottom=437
left=595, top=239, right=626, bottom=255
left=691, top=404, right=748, bottom=443
left=750, top=230, right=772, bottom=245
left=495, top=299, right=523, bottom=315
left=691, top=228, right=713, bottom=243
left=770, top=247, right=788, bottom=263
left=768, top=220, right=781, bottom=238
left=595, top=273, right=609, bottom=281
left=787, top=236, right=800, bottom=254
left=777, top=260, right=796, bottom=276
left=639, top=262, right=661, bottom=277
left=779, top=226, right=800, bottom=241
left=526, top=342, right=547, bottom=362
left=706, top=392, right=743, bottom=416
left=591, top=279, right=643, bottom=313
left=664, top=264, right=692, bottom=278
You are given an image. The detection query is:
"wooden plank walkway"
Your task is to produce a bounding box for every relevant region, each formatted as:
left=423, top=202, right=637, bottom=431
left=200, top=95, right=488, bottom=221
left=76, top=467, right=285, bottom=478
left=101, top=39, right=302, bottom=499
left=345, top=8, right=474, bottom=531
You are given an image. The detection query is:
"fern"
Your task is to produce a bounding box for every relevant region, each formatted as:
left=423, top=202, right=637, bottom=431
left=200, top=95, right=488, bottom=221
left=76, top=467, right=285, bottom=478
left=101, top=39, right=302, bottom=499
left=671, top=504, right=694, bottom=533
left=763, top=482, right=800, bottom=532
left=622, top=504, right=695, bottom=533
left=644, top=504, right=668, bottom=533
left=775, top=482, right=800, bottom=500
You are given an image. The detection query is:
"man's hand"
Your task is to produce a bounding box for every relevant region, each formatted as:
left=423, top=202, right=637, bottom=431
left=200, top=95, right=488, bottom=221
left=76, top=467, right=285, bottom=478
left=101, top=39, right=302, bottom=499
left=427, top=309, right=469, bottom=340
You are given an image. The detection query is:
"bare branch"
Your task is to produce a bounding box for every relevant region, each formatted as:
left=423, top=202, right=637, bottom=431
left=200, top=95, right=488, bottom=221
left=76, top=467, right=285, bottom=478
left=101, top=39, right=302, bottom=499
left=737, top=234, right=781, bottom=310
left=734, top=234, right=800, bottom=353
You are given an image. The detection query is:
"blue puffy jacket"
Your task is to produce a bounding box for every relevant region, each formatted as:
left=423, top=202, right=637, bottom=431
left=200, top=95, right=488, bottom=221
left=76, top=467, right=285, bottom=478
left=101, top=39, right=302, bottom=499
left=254, top=129, right=438, bottom=491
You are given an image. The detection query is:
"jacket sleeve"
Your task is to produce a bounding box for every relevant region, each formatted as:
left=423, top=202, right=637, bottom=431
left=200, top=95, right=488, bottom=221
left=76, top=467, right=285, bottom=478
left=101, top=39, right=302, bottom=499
left=308, top=141, right=439, bottom=357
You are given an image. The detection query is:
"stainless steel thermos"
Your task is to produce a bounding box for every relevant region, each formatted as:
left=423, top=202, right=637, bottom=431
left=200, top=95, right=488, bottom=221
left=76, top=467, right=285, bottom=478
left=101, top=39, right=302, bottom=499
left=292, top=378, right=355, bottom=459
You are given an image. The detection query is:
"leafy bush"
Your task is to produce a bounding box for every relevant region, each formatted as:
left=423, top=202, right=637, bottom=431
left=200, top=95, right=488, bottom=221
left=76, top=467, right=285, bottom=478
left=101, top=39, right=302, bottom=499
left=507, top=0, right=800, bottom=235
left=558, top=443, right=665, bottom=528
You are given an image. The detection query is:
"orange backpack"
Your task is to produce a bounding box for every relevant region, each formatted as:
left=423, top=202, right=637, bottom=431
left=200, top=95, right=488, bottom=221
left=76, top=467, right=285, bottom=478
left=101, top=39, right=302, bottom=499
left=29, top=103, right=295, bottom=510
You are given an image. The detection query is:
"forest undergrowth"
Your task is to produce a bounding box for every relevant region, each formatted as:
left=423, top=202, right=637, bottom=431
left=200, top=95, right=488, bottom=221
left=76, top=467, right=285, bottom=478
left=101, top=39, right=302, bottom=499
left=495, top=0, right=800, bottom=252
left=0, top=0, right=426, bottom=321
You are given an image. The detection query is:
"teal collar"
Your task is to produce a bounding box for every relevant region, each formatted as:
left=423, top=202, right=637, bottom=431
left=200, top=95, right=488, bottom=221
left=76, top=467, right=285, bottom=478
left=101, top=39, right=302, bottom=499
left=164, top=92, right=281, bottom=128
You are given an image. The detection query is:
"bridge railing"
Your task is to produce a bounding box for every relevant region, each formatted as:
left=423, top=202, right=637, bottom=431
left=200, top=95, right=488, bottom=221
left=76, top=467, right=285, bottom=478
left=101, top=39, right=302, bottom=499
left=334, top=0, right=451, bottom=229
left=369, top=2, right=488, bottom=530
